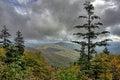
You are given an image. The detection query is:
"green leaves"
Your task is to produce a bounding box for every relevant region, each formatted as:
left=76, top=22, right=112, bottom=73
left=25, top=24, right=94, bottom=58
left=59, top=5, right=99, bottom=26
left=55, top=65, right=87, bottom=80
left=24, top=52, right=51, bottom=79
left=0, top=26, right=28, bottom=80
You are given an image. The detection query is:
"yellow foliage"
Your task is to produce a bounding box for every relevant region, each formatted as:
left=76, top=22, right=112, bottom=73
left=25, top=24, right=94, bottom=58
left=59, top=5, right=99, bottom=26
left=0, top=47, right=5, bottom=57
left=23, top=51, right=52, bottom=80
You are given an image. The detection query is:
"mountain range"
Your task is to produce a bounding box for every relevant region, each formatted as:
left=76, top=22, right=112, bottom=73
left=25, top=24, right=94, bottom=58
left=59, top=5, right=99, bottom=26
left=26, top=41, right=120, bottom=67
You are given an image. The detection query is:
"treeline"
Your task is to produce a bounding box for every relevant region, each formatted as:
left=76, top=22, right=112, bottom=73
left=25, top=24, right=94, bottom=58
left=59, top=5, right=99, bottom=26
left=0, top=25, right=26, bottom=79
left=55, top=53, right=120, bottom=80
left=0, top=25, right=52, bottom=79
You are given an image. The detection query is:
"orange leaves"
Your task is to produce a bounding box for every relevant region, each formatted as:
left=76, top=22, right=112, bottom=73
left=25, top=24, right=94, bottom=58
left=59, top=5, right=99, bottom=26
left=110, top=57, right=120, bottom=70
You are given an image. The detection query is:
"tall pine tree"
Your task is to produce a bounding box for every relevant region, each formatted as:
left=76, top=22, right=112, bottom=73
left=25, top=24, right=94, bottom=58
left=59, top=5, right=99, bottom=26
left=0, top=25, right=11, bottom=48
left=73, top=1, right=111, bottom=75
left=14, top=30, right=24, bottom=55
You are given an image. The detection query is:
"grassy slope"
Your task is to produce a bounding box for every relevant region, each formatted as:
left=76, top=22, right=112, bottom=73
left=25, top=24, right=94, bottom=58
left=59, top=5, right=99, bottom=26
left=36, top=43, right=79, bottom=67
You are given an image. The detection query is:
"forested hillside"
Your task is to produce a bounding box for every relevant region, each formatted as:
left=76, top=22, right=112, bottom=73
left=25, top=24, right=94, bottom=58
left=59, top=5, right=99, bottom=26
left=0, top=1, right=120, bottom=80
left=1, top=45, right=120, bottom=80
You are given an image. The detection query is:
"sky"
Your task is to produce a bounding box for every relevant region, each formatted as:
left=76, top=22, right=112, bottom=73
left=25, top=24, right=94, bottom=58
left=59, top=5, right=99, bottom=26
left=0, top=0, right=120, bottom=43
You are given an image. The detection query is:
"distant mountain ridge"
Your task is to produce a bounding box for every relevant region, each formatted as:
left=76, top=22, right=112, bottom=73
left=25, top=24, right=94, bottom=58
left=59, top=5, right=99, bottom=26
left=25, top=41, right=120, bottom=67
left=94, top=42, right=120, bottom=54
left=36, top=42, right=79, bottom=67
left=26, top=41, right=120, bottom=54
left=50, top=41, right=120, bottom=54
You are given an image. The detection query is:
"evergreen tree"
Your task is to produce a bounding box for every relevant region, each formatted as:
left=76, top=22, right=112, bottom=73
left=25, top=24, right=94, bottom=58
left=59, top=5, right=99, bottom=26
left=103, top=47, right=110, bottom=55
left=0, top=28, right=27, bottom=79
left=73, top=41, right=88, bottom=73
left=5, top=45, right=18, bottom=64
left=0, top=25, right=11, bottom=48
left=73, top=1, right=111, bottom=77
left=2, top=45, right=28, bottom=80
left=14, top=30, right=24, bottom=55
left=4, top=39, right=27, bottom=79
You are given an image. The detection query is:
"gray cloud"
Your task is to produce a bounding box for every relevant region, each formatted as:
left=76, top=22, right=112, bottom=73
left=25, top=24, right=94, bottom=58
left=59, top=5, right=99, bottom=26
left=99, top=0, right=120, bottom=35
left=0, top=0, right=120, bottom=42
left=0, top=1, right=30, bottom=38
left=0, top=0, right=89, bottom=41
left=102, top=2, right=120, bottom=26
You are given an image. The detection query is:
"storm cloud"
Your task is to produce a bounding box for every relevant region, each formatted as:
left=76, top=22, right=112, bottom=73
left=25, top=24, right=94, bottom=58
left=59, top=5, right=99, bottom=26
left=93, top=0, right=120, bottom=36
left=0, top=0, right=120, bottom=42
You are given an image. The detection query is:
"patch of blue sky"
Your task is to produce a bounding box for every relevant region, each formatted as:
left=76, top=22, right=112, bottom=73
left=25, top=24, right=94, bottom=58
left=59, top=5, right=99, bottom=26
left=6, top=0, right=21, bottom=7
left=4, top=0, right=38, bottom=15
left=5, top=0, right=38, bottom=7
left=28, top=0, right=38, bottom=4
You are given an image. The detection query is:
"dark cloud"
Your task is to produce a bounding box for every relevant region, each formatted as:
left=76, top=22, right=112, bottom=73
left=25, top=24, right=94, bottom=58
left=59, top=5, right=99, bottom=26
left=99, top=0, right=120, bottom=35
left=0, top=1, right=29, bottom=37
left=90, top=0, right=120, bottom=37
left=102, top=1, right=120, bottom=26
left=0, top=0, right=120, bottom=42
left=111, top=26, right=120, bottom=35
left=0, top=0, right=90, bottom=41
